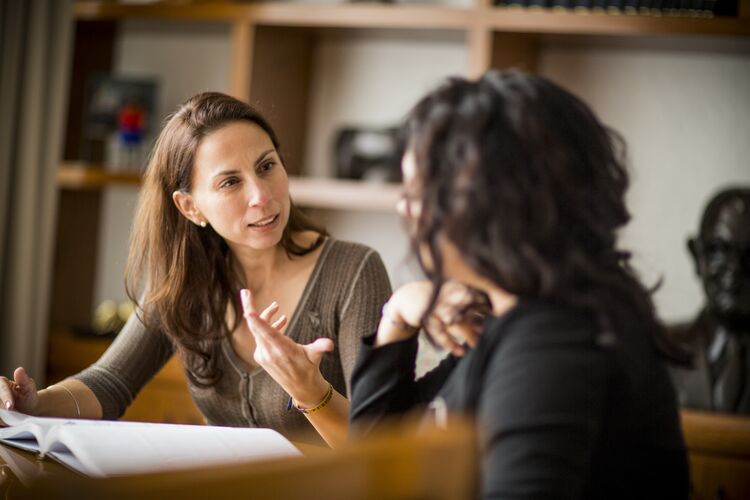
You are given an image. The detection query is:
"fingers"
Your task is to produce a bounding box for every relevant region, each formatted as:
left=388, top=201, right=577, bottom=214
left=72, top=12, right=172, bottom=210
left=449, top=323, right=479, bottom=348
left=303, top=338, right=335, bottom=366
left=426, top=319, right=465, bottom=357
left=240, top=289, right=257, bottom=318
left=260, top=301, right=279, bottom=323
left=14, top=367, right=36, bottom=392
left=0, top=376, right=14, bottom=410
left=272, top=314, right=287, bottom=330
left=240, top=290, right=280, bottom=342
left=0, top=367, right=35, bottom=411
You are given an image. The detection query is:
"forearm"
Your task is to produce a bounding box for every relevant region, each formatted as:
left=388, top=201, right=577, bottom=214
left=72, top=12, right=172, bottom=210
left=36, top=379, right=103, bottom=419
left=300, top=390, right=350, bottom=449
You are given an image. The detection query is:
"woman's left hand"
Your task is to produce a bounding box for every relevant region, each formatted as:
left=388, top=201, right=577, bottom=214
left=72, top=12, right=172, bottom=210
left=240, top=289, right=333, bottom=409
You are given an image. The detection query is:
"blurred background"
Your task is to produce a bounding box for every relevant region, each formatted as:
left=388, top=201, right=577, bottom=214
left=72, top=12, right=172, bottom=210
left=1, top=0, right=749, bottom=423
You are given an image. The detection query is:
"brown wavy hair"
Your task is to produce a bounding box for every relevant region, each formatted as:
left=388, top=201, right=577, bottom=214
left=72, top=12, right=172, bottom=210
left=125, top=92, right=326, bottom=386
left=404, top=70, right=689, bottom=365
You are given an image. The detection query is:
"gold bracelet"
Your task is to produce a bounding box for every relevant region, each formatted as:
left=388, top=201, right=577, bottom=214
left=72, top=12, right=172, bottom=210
left=294, top=383, right=333, bottom=415
left=47, top=384, right=81, bottom=418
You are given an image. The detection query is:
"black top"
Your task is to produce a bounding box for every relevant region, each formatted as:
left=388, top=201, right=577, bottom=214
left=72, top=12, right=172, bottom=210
left=350, top=299, right=689, bottom=499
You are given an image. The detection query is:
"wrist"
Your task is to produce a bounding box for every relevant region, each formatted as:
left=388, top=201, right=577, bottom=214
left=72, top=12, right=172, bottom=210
left=375, top=302, right=419, bottom=347
left=292, top=382, right=333, bottom=415
left=291, top=377, right=330, bottom=410
left=34, top=388, right=55, bottom=417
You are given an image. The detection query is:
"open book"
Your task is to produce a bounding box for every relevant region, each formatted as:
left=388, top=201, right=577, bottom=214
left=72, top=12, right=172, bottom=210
left=0, top=409, right=301, bottom=478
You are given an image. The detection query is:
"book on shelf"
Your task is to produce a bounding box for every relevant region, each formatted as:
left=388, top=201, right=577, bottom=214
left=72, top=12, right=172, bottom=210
left=624, top=0, right=640, bottom=14
left=494, top=0, right=729, bottom=14
left=528, top=0, right=550, bottom=8
left=550, top=0, right=573, bottom=9
left=0, top=409, right=301, bottom=478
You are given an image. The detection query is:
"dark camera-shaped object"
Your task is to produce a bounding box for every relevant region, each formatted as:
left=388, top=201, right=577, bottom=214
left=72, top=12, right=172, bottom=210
left=334, top=126, right=402, bottom=183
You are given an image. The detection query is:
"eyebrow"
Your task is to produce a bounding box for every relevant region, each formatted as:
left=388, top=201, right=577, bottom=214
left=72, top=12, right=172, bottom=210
left=211, top=149, right=276, bottom=180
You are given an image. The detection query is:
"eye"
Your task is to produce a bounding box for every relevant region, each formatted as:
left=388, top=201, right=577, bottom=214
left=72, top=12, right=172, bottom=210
left=258, top=160, right=276, bottom=174
left=219, top=177, right=240, bottom=189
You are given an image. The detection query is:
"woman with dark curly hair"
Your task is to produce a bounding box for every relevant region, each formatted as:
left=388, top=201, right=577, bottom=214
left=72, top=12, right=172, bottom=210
left=350, top=70, right=689, bottom=498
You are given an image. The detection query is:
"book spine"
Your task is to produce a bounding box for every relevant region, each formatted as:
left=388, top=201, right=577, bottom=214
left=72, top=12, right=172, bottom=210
left=607, top=0, right=625, bottom=13
left=701, top=0, right=716, bottom=16
left=591, top=0, right=609, bottom=11
left=624, top=0, right=640, bottom=14
left=549, top=0, right=572, bottom=9
left=639, top=0, right=653, bottom=15
left=527, top=0, right=550, bottom=9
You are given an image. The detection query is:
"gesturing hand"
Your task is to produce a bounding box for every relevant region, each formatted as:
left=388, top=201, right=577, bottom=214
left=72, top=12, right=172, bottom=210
left=240, top=289, right=334, bottom=409
left=0, top=367, right=39, bottom=416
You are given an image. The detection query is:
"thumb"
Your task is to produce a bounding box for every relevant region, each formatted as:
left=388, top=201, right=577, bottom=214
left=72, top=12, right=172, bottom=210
left=13, top=367, right=35, bottom=391
left=303, top=338, right=334, bottom=365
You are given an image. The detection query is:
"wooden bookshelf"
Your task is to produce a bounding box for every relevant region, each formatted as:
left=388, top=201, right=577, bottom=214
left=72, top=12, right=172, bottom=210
left=51, top=0, right=750, bottom=431
left=56, top=164, right=401, bottom=211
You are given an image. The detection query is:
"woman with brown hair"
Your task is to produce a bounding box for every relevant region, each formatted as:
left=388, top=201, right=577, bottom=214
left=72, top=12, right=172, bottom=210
left=1, top=92, right=391, bottom=447
left=350, top=70, right=689, bottom=497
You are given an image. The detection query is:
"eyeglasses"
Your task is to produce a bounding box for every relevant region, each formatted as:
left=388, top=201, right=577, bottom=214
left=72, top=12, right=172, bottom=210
left=398, top=190, right=422, bottom=219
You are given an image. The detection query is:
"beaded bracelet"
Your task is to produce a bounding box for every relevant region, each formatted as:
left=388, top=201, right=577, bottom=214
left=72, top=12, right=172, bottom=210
left=293, top=383, right=333, bottom=415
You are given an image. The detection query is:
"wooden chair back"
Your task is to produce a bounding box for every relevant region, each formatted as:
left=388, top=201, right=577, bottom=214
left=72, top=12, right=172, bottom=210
left=681, top=409, right=750, bottom=500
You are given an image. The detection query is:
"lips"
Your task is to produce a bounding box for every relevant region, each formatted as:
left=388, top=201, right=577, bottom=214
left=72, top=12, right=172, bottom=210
left=248, top=214, right=279, bottom=228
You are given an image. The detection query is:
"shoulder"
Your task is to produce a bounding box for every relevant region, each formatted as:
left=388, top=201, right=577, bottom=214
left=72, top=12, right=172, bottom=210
left=489, top=300, right=602, bottom=356
left=319, top=239, right=387, bottom=280
left=325, top=239, right=380, bottom=261
left=476, top=301, right=612, bottom=421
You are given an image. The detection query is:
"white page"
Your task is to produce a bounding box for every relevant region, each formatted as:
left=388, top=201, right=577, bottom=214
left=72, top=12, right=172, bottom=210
left=0, top=438, right=41, bottom=454
left=0, top=410, right=302, bottom=478
left=53, top=424, right=301, bottom=477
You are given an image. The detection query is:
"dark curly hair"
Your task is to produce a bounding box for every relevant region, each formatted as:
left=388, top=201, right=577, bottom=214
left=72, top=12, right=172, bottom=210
left=405, top=70, right=687, bottom=364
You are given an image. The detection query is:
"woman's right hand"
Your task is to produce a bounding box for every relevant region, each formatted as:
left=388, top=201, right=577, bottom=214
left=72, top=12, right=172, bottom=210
left=378, top=280, right=489, bottom=355
left=0, top=367, right=39, bottom=415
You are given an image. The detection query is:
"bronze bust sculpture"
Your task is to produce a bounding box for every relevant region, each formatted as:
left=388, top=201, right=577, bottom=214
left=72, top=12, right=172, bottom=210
left=670, top=187, right=750, bottom=414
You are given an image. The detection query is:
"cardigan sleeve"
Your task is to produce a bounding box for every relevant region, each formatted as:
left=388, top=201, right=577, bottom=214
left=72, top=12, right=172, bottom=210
left=71, top=310, right=174, bottom=419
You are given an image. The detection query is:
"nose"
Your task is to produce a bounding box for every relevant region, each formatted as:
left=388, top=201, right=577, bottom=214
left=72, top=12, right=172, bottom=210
left=247, top=180, right=272, bottom=208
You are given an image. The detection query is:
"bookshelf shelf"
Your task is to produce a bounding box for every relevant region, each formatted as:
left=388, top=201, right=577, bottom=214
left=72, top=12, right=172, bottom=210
left=74, top=2, right=473, bottom=30
left=57, top=163, right=141, bottom=189
left=484, top=7, right=750, bottom=36
left=56, top=164, right=401, bottom=212
left=73, top=1, right=750, bottom=37
left=289, top=176, right=402, bottom=212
